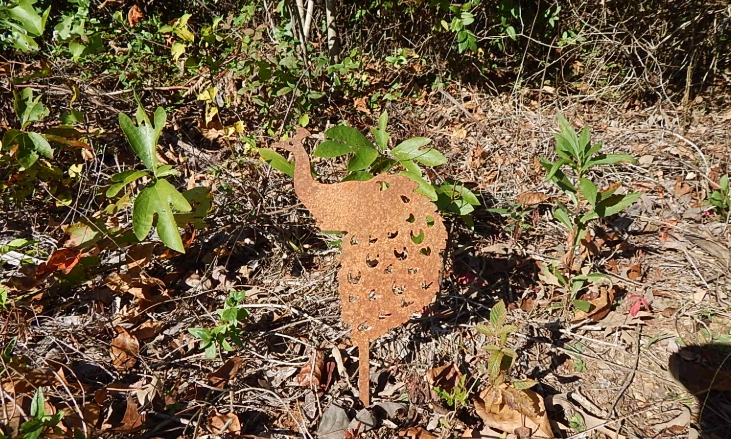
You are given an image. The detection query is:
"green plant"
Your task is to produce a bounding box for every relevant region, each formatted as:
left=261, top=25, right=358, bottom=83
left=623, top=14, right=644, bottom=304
left=188, top=290, right=250, bottom=359
left=18, top=388, right=64, bottom=439
left=0, top=0, right=50, bottom=52
left=565, top=343, right=587, bottom=372
left=53, top=0, right=104, bottom=61
left=476, top=301, right=538, bottom=406
left=487, top=201, right=536, bottom=238
left=707, top=174, right=730, bottom=217
left=433, top=375, right=470, bottom=409
left=540, top=114, right=640, bottom=308
left=568, top=413, right=586, bottom=432
left=109, top=99, right=193, bottom=253
left=1, top=88, right=53, bottom=170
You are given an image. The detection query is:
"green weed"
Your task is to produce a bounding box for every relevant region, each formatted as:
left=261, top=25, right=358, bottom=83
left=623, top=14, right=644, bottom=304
left=188, top=290, right=250, bottom=359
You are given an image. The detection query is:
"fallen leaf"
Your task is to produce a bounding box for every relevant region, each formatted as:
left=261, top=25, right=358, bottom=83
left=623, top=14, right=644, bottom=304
left=572, top=286, right=614, bottom=323
left=207, top=410, right=241, bottom=434
left=474, top=384, right=553, bottom=438
left=317, top=404, right=351, bottom=439
left=37, top=248, right=82, bottom=276
left=516, top=191, right=549, bottom=206
left=208, top=357, right=243, bottom=389
left=297, top=349, right=325, bottom=388
left=399, top=426, right=438, bottom=438
left=426, top=363, right=462, bottom=394
left=130, top=320, right=166, bottom=341
left=116, top=395, right=145, bottom=431
left=110, top=327, right=140, bottom=371
left=127, top=5, right=143, bottom=27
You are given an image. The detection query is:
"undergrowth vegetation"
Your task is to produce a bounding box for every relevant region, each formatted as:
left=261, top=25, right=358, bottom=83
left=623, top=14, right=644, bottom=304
left=0, top=0, right=730, bottom=438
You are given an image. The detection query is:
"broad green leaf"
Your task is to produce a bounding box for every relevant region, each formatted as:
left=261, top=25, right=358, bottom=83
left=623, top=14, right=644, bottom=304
left=171, top=42, right=186, bottom=61
left=401, top=159, right=422, bottom=175
left=347, top=145, right=378, bottom=172
left=513, top=379, right=537, bottom=390
left=342, top=171, right=373, bottom=181
left=132, top=179, right=192, bottom=253
left=258, top=148, right=294, bottom=177
left=543, top=157, right=568, bottom=181
left=720, top=174, right=729, bottom=192
left=371, top=111, right=389, bottom=151
left=573, top=299, right=592, bottom=313
left=119, top=105, right=166, bottom=172
left=400, top=171, right=438, bottom=201
left=325, top=125, right=373, bottom=150
left=391, top=137, right=432, bottom=160
left=578, top=178, right=598, bottom=207
left=13, top=88, right=49, bottom=129
left=583, top=153, right=636, bottom=171
left=15, top=132, right=52, bottom=169
left=413, top=148, right=448, bottom=166
left=106, top=170, right=148, bottom=197
left=595, top=192, right=642, bottom=217
left=578, top=126, right=591, bottom=159
left=60, top=109, right=84, bottom=124
left=8, top=0, right=50, bottom=37
left=579, top=210, right=599, bottom=223
left=552, top=205, right=573, bottom=230
left=174, top=186, right=213, bottom=230
left=313, top=140, right=352, bottom=158
left=187, top=327, right=211, bottom=341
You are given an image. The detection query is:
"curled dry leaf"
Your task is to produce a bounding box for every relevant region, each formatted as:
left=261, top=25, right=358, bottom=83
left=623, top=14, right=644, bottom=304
left=36, top=248, right=82, bottom=276
left=129, top=320, right=166, bottom=341
left=274, top=129, right=447, bottom=406
left=297, top=349, right=325, bottom=388
left=127, top=4, right=143, bottom=26
left=572, top=285, right=614, bottom=323
left=110, top=326, right=140, bottom=372
left=426, top=363, right=462, bottom=393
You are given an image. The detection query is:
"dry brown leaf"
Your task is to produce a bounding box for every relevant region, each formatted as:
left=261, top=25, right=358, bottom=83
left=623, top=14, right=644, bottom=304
left=126, top=243, right=155, bottom=270
left=207, top=356, right=243, bottom=389
left=474, top=385, right=553, bottom=438
left=572, top=286, right=614, bottom=323
left=110, top=326, right=140, bottom=371
left=117, top=395, right=145, bottom=431
left=399, top=426, right=438, bottom=438
left=127, top=5, right=143, bottom=27
left=426, top=363, right=462, bottom=393
left=207, top=410, right=241, bottom=434
left=274, top=129, right=447, bottom=406
left=297, top=349, right=325, bottom=388
left=516, top=191, right=549, bottom=206
left=130, top=320, right=166, bottom=341
left=36, top=248, right=82, bottom=276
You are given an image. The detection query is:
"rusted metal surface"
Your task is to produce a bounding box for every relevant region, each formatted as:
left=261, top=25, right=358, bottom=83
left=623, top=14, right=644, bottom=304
left=275, top=128, right=447, bottom=406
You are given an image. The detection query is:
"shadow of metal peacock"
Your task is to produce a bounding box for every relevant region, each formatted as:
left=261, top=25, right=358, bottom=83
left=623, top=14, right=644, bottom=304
left=275, top=128, right=447, bottom=406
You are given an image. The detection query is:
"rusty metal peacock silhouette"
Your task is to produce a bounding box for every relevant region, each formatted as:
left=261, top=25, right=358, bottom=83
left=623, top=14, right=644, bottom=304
left=274, top=128, right=447, bottom=406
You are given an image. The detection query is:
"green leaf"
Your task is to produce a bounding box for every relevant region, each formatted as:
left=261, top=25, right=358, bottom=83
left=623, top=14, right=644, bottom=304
left=391, top=137, right=433, bottom=160
left=595, top=192, right=642, bottom=217
left=325, top=125, right=374, bottom=150
left=107, top=170, right=149, bottom=197
left=30, top=387, right=45, bottom=418
left=512, top=379, right=537, bottom=390
left=342, top=171, right=374, bottom=181
left=552, top=205, right=573, bottom=230
left=170, top=42, right=186, bottom=61
left=578, top=178, right=598, bottom=207
left=155, top=165, right=179, bottom=178
left=10, top=131, right=53, bottom=169
left=313, top=140, right=353, bottom=158
left=60, top=110, right=84, bottom=124
left=490, top=300, right=507, bottom=329
left=13, top=88, right=49, bottom=129
left=258, top=148, right=294, bottom=177
left=583, top=153, right=636, bottom=171
left=400, top=171, right=438, bottom=201
left=371, top=111, right=390, bottom=151
left=188, top=327, right=211, bottom=341
left=132, top=179, right=192, bottom=253
left=8, top=0, right=50, bottom=37
left=401, top=159, right=422, bottom=175
left=347, top=145, right=378, bottom=172
left=413, top=148, right=448, bottom=167
left=543, top=157, right=568, bottom=181
left=119, top=105, right=166, bottom=172
left=573, top=299, right=592, bottom=313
